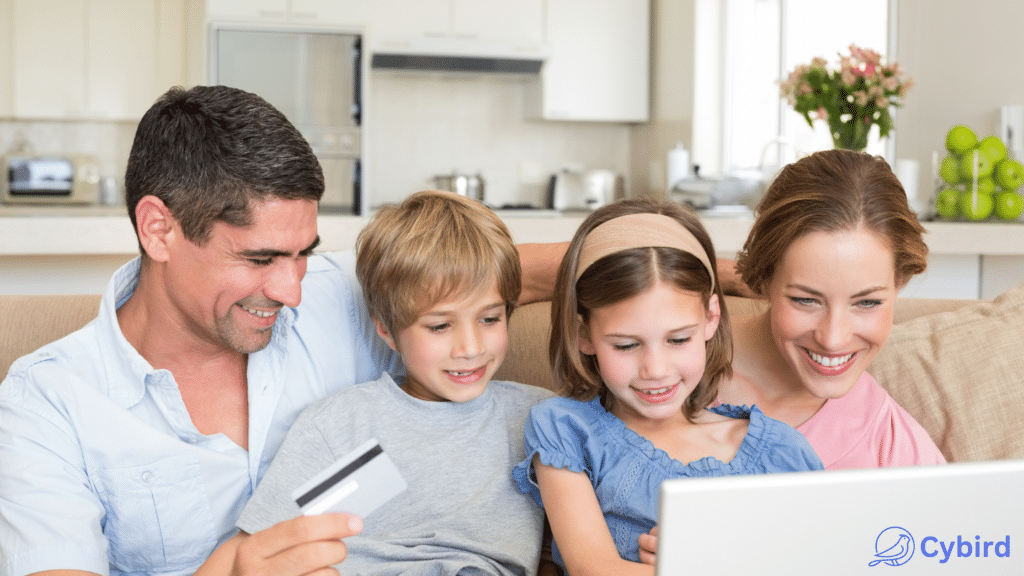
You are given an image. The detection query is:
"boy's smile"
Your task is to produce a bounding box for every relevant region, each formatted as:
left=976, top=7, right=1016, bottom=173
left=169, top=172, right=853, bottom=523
left=375, top=280, right=508, bottom=403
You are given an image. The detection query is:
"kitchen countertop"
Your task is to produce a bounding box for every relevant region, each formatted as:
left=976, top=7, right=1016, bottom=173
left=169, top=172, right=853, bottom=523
left=1, top=206, right=1022, bottom=257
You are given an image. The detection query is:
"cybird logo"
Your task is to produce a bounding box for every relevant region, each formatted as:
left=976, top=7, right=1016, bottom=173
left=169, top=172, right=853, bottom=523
left=870, top=527, right=915, bottom=567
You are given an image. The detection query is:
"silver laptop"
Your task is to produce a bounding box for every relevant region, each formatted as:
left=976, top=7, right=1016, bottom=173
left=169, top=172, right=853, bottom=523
left=657, top=460, right=1024, bottom=575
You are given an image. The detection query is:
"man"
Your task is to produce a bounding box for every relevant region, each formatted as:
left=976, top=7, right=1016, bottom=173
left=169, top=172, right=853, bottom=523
left=0, top=86, right=398, bottom=576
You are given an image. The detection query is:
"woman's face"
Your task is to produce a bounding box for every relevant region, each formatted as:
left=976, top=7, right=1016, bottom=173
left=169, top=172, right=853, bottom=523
left=767, top=227, right=898, bottom=400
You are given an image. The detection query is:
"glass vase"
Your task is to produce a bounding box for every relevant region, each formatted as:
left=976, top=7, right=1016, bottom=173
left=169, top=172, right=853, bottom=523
left=828, top=117, right=870, bottom=152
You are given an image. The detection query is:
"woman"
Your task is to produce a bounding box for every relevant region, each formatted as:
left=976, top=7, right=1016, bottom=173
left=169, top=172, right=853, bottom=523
left=716, top=148, right=945, bottom=469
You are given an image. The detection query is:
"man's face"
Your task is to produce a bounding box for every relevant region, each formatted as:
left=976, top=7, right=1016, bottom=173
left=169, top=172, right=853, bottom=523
left=165, top=198, right=320, bottom=355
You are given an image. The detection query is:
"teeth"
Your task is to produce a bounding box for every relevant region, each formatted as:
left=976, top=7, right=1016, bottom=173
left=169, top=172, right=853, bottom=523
left=808, top=351, right=853, bottom=367
left=639, top=386, right=671, bottom=395
left=447, top=370, right=474, bottom=376
left=241, top=305, right=275, bottom=318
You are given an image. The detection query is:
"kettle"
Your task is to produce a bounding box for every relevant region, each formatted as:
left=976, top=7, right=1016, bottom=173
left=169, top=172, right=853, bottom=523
left=433, top=172, right=485, bottom=202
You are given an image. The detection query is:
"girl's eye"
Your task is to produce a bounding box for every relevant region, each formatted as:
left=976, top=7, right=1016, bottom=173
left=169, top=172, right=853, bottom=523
left=481, top=315, right=503, bottom=326
left=668, top=336, right=692, bottom=346
left=612, top=342, right=638, bottom=352
left=428, top=323, right=451, bottom=333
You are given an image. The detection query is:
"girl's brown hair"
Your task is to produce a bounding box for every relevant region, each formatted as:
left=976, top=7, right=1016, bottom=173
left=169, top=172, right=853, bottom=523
left=737, top=149, right=928, bottom=295
left=549, top=199, right=732, bottom=422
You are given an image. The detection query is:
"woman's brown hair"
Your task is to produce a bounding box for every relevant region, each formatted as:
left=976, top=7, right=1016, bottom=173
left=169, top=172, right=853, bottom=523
left=549, top=199, right=732, bottom=422
left=737, top=149, right=928, bottom=295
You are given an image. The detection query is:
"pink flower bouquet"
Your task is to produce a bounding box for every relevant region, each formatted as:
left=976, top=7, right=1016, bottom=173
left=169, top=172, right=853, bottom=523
left=779, top=44, right=914, bottom=151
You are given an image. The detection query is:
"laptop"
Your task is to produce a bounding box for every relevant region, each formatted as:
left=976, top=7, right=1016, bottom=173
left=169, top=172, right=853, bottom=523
left=656, top=459, right=1024, bottom=575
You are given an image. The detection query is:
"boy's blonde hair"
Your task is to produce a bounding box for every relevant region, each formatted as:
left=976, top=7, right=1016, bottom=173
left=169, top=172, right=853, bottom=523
left=355, top=190, right=522, bottom=334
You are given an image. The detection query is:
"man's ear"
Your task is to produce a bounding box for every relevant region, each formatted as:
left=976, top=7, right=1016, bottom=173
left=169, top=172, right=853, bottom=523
left=135, top=195, right=177, bottom=263
left=374, top=318, right=399, bottom=352
left=577, top=314, right=596, bottom=355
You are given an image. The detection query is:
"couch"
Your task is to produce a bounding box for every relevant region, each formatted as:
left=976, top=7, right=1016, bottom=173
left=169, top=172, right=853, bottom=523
left=4, top=285, right=1024, bottom=463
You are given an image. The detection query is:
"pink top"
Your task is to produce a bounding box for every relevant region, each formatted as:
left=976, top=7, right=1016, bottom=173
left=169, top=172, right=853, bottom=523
left=794, top=372, right=946, bottom=469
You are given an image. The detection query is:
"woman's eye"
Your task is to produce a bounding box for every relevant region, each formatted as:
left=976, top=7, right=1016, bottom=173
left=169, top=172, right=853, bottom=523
left=789, top=296, right=817, bottom=306
left=857, top=299, right=883, bottom=309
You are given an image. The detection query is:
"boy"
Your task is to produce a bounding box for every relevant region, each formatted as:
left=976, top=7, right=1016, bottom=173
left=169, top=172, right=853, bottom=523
left=233, top=190, right=553, bottom=575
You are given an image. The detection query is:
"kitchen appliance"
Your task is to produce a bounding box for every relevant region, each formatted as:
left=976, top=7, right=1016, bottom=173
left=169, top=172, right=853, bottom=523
left=433, top=172, right=485, bottom=202
left=2, top=154, right=99, bottom=205
left=210, top=25, right=363, bottom=214
left=548, top=169, right=620, bottom=211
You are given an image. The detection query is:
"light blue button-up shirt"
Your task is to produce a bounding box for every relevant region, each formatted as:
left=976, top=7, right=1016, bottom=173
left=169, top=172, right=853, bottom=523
left=0, top=251, right=400, bottom=576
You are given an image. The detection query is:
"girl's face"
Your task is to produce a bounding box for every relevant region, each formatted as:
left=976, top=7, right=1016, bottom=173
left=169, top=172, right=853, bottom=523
left=767, top=227, right=898, bottom=400
left=579, top=281, right=720, bottom=425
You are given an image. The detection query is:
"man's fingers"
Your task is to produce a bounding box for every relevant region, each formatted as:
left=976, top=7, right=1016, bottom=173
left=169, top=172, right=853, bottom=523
left=235, top=514, right=362, bottom=575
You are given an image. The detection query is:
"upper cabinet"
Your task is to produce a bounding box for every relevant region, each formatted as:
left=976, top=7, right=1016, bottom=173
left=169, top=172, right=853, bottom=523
left=206, top=0, right=370, bottom=26
left=525, top=0, right=650, bottom=123
left=6, top=0, right=185, bottom=120
left=370, top=0, right=544, bottom=54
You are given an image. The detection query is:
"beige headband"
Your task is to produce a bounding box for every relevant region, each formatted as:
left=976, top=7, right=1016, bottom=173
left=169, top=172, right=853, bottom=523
left=575, top=213, right=715, bottom=290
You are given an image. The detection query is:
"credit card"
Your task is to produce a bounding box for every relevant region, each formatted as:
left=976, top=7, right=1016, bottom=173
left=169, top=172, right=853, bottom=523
left=291, top=438, right=407, bottom=518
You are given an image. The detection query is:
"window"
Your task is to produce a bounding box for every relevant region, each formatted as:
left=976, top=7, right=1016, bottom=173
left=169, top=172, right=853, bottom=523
left=693, top=0, right=894, bottom=176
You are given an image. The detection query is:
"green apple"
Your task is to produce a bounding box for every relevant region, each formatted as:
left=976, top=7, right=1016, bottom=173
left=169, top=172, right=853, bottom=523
left=946, top=125, right=978, bottom=155
left=939, top=155, right=962, bottom=184
left=935, top=187, right=960, bottom=219
left=958, top=190, right=994, bottom=221
left=977, top=135, right=1008, bottom=164
left=994, top=191, right=1024, bottom=220
left=994, top=158, right=1024, bottom=190
left=959, top=150, right=994, bottom=180
left=972, top=176, right=996, bottom=195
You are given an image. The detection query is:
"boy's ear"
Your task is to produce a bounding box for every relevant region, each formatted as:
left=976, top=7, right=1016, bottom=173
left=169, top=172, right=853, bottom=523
left=374, top=318, right=399, bottom=352
left=577, top=314, right=596, bottom=355
left=704, top=293, right=722, bottom=342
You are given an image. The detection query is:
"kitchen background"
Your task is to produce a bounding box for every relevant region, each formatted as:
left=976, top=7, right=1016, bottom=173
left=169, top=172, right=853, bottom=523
left=1, top=0, right=1022, bottom=298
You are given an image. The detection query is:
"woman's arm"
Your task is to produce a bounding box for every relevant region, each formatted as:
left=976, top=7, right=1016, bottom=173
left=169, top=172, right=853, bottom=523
left=534, top=456, right=654, bottom=576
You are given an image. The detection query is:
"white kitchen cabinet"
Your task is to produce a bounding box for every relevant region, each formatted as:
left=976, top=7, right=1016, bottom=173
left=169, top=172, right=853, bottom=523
left=206, top=0, right=369, bottom=26
left=371, top=0, right=544, bottom=53
left=9, top=0, right=181, bottom=120
left=0, top=0, right=14, bottom=117
left=525, top=0, right=650, bottom=122
left=12, top=0, right=87, bottom=118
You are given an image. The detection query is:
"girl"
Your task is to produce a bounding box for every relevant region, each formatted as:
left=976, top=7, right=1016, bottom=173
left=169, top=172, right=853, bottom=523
left=512, top=199, right=822, bottom=575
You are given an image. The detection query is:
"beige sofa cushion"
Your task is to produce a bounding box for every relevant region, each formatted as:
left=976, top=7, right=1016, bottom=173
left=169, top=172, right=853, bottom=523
left=870, top=282, right=1024, bottom=463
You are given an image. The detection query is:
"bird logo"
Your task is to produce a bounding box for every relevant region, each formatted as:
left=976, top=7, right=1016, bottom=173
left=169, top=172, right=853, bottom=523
left=869, top=526, right=915, bottom=567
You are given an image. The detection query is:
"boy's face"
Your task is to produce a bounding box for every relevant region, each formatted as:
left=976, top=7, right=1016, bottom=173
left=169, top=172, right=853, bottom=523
left=375, top=281, right=508, bottom=403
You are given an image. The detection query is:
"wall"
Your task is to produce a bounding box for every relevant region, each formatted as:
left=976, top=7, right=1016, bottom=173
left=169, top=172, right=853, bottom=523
left=367, top=71, right=632, bottom=209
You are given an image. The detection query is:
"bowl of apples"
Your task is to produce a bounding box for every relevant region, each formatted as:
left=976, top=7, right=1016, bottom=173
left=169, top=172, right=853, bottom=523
left=933, top=125, right=1024, bottom=222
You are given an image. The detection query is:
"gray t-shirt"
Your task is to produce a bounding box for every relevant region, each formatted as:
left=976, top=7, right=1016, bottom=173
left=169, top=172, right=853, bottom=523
left=237, top=373, right=552, bottom=576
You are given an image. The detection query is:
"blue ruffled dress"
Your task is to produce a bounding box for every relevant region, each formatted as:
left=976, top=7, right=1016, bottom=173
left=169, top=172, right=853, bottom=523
left=512, top=396, right=823, bottom=566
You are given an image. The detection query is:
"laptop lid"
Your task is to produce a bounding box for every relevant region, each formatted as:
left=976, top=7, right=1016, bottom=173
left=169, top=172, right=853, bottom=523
left=656, top=460, right=1024, bottom=575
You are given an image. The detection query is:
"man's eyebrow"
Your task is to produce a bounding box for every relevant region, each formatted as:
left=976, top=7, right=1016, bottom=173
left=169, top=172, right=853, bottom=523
left=239, top=235, right=321, bottom=259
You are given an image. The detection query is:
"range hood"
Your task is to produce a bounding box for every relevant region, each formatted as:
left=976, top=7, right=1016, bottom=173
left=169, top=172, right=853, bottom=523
left=371, top=38, right=547, bottom=75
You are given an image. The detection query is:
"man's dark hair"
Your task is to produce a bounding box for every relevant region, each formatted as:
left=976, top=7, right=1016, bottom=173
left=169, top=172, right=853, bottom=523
left=124, top=85, right=324, bottom=251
